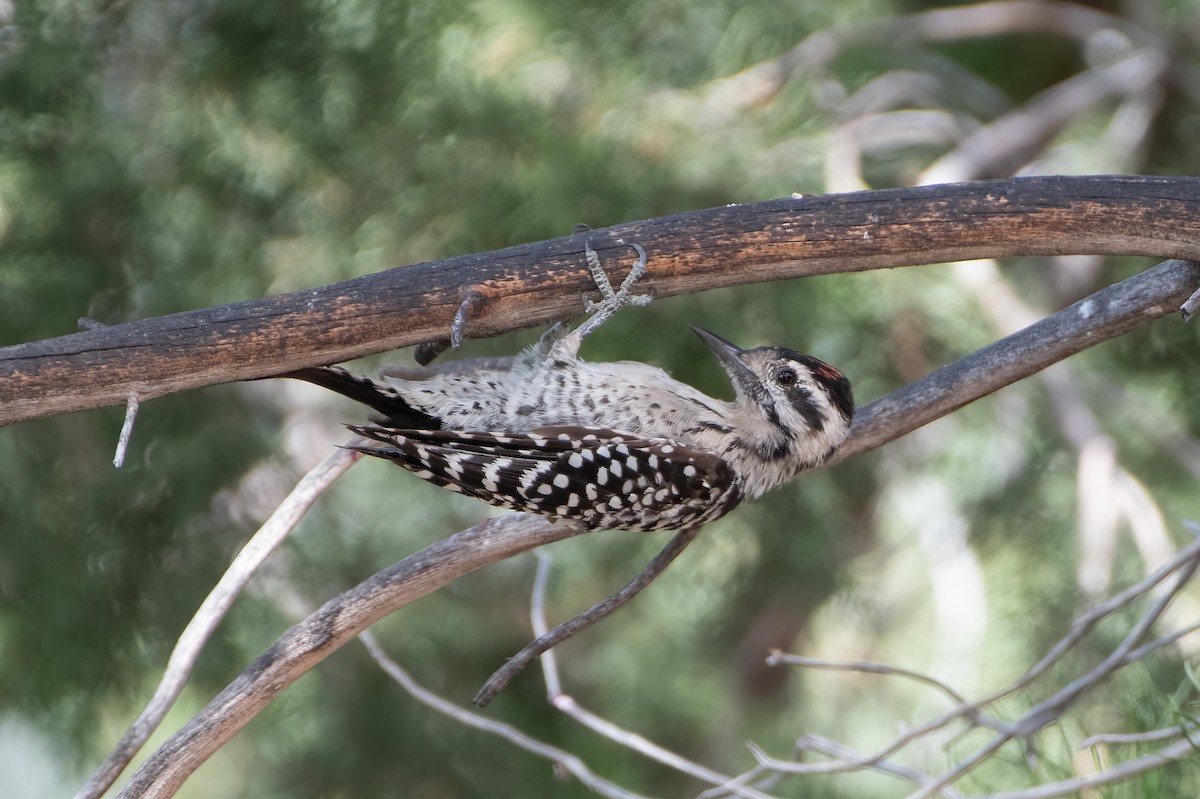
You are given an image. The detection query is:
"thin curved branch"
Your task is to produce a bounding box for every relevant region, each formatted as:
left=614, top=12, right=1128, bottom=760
left=115, top=514, right=586, bottom=799
left=115, top=258, right=1200, bottom=799
left=76, top=444, right=361, bottom=799
left=764, top=650, right=978, bottom=717
left=529, top=552, right=783, bottom=799
left=974, top=734, right=1200, bottom=799
left=474, top=525, right=702, bottom=707
left=697, top=0, right=1154, bottom=118
left=358, top=631, right=652, bottom=799
left=4, top=176, right=1200, bottom=425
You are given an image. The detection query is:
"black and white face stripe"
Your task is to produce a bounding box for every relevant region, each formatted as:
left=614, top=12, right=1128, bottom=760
left=692, top=329, right=854, bottom=432
left=347, top=425, right=742, bottom=531
left=784, top=351, right=854, bottom=427
left=760, top=349, right=855, bottom=433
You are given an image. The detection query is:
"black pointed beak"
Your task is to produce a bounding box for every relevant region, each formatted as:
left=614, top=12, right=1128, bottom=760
left=691, top=326, right=761, bottom=398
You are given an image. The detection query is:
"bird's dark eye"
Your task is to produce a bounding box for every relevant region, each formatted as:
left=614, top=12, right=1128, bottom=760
left=775, top=368, right=798, bottom=387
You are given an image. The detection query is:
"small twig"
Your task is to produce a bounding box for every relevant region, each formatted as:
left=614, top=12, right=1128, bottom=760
left=1182, top=284, right=1200, bottom=321
left=1079, top=724, right=1199, bottom=749
left=530, top=552, right=779, bottom=799
left=112, top=392, right=141, bottom=468
left=972, top=735, right=1200, bottom=799
left=84, top=314, right=139, bottom=470
left=544, top=683, right=781, bottom=798
left=794, top=735, right=964, bottom=798
left=1120, top=616, right=1200, bottom=663
left=694, top=768, right=779, bottom=799
left=1017, top=550, right=1200, bottom=735
left=78, top=442, right=362, bottom=799
left=474, top=525, right=702, bottom=707
left=358, top=631, right=651, bottom=799
left=921, top=49, right=1165, bottom=184
left=744, top=739, right=961, bottom=797
left=697, top=1, right=1151, bottom=120
left=766, top=650, right=972, bottom=707
left=764, top=650, right=1009, bottom=733
left=978, top=529, right=1200, bottom=708
left=530, top=551, right=561, bottom=696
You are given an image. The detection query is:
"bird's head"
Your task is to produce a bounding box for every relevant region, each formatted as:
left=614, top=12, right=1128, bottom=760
left=692, top=326, right=855, bottom=463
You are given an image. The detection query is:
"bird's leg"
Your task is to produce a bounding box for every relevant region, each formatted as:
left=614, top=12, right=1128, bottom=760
left=545, top=241, right=652, bottom=364
left=524, top=321, right=571, bottom=364
left=573, top=241, right=652, bottom=340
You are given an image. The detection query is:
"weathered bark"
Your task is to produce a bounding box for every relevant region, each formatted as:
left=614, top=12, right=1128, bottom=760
left=4, top=175, right=1199, bottom=425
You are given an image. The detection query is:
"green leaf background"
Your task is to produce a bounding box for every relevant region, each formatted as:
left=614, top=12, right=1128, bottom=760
left=2, top=1, right=1199, bottom=796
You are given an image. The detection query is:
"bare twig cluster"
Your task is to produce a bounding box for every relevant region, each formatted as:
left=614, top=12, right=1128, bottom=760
left=359, top=523, right=1200, bottom=799
left=743, top=522, right=1200, bottom=799
left=84, top=252, right=1198, bottom=799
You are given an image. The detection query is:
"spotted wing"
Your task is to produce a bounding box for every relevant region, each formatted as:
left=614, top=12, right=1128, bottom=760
left=347, top=425, right=740, bottom=531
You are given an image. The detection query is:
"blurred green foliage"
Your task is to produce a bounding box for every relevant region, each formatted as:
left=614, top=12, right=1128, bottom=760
left=2, top=0, right=1199, bottom=797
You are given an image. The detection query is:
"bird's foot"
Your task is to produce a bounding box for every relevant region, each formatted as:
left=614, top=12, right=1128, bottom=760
left=575, top=240, right=652, bottom=339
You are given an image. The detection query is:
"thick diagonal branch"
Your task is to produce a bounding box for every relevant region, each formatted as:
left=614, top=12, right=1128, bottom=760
left=5, top=175, right=1200, bottom=425
left=830, top=258, right=1200, bottom=463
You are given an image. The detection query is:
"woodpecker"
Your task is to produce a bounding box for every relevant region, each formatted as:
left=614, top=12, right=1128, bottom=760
left=288, top=243, right=854, bottom=532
